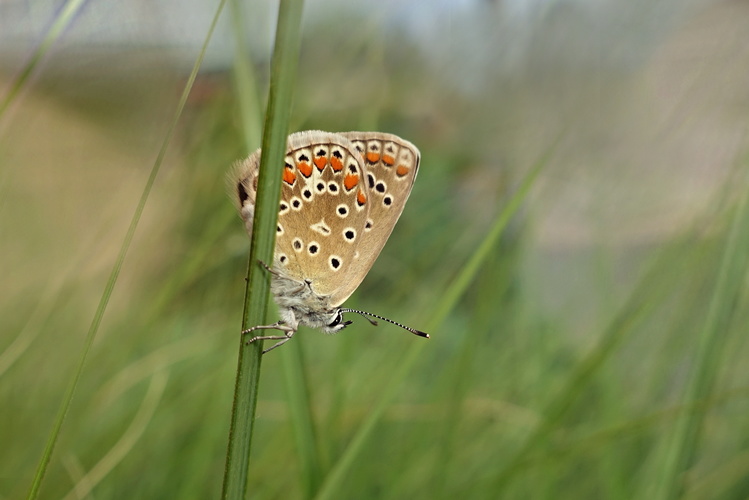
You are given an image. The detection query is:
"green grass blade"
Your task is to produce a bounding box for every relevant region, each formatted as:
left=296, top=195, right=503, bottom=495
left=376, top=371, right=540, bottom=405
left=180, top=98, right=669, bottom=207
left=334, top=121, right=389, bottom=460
left=229, top=0, right=323, bottom=495
left=0, top=0, right=86, bottom=121
left=313, top=139, right=557, bottom=500
left=652, top=168, right=749, bottom=499
left=23, top=3, right=227, bottom=498
left=221, top=1, right=305, bottom=498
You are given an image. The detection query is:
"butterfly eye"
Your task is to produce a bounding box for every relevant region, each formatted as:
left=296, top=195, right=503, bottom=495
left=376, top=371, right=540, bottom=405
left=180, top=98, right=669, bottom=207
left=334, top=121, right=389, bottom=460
left=328, top=311, right=343, bottom=327
left=327, top=311, right=352, bottom=329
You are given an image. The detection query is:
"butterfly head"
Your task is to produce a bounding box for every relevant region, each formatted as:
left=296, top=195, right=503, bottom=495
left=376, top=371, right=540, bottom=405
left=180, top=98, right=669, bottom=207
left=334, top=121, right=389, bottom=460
left=321, top=309, right=353, bottom=334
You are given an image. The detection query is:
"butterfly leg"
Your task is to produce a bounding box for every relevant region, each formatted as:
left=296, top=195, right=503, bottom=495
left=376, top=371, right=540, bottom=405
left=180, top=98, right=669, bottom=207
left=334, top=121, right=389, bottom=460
left=242, top=321, right=297, bottom=354
left=257, top=259, right=306, bottom=294
left=257, top=259, right=282, bottom=277
left=261, top=335, right=295, bottom=354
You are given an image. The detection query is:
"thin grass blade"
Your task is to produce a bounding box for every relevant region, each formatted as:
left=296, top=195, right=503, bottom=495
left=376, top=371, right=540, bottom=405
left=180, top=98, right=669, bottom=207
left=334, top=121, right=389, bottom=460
left=0, top=0, right=87, bottom=121
left=229, top=0, right=263, bottom=152
left=221, top=1, right=306, bottom=498
left=651, top=165, right=749, bottom=500
left=24, top=2, right=227, bottom=497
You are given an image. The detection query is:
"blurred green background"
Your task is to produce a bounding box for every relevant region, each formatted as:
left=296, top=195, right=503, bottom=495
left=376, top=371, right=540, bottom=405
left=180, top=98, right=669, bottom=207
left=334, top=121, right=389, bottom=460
left=2, top=0, right=749, bottom=498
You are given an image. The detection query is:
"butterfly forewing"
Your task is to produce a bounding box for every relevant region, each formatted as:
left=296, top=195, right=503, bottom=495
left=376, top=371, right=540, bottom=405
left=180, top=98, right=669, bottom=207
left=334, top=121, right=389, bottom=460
left=334, top=132, right=420, bottom=305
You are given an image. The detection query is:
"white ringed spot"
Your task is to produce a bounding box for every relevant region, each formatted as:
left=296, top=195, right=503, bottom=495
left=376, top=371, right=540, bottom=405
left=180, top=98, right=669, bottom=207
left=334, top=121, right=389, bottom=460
left=336, top=203, right=349, bottom=218
left=343, top=227, right=357, bottom=243
left=307, top=241, right=320, bottom=256
left=329, top=255, right=342, bottom=271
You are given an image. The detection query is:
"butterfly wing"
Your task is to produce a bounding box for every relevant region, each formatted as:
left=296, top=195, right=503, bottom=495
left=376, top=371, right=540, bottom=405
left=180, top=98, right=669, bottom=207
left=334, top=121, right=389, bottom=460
left=233, top=131, right=372, bottom=305
left=333, top=132, right=420, bottom=305
left=231, top=152, right=260, bottom=238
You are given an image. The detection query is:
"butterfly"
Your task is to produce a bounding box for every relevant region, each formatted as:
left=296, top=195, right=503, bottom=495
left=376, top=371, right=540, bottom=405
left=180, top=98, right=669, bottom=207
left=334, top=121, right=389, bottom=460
left=231, top=130, right=428, bottom=353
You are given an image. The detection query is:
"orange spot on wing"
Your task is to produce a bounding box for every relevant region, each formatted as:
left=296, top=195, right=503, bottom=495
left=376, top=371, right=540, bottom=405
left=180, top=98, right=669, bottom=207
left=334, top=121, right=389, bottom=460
left=366, top=152, right=380, bottom=164
left=330, top=156, right=344, bottom=171
left=357, top=190, right=367, bottom=205
left=314, top=157, right=327, bottom=170
left=283, top=167, right=296, bottom=185
left=344, top=174, right=359, bottom=190
left=382, top=154, right=395, bottom=166
left=396, top=165, right=410, bottom=177
left=298, top=161, right=313, bottom=177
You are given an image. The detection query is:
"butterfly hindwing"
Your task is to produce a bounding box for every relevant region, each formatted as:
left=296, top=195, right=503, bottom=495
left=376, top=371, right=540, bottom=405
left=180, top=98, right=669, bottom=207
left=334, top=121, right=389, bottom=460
left=275, top=132, right=370, bottom=300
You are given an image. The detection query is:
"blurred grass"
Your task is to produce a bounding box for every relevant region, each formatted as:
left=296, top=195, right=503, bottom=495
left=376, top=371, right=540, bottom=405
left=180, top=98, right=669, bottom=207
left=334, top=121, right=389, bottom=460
left=652, top=159, right=749, bottom=499
left=0, top=0, right=86, bottom=119
left=15, top=1, right=227, bottom=497
left=2, top=1, right=749, bottom=500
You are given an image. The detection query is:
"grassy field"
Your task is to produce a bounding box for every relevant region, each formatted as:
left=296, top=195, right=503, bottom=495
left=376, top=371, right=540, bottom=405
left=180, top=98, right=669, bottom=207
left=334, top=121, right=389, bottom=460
left=2, top=1, right=749, bottom=499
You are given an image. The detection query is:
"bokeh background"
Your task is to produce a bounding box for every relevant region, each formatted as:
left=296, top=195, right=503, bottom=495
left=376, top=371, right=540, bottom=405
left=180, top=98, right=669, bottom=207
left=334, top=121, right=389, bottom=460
left=2, top=0, right=749, bottom=498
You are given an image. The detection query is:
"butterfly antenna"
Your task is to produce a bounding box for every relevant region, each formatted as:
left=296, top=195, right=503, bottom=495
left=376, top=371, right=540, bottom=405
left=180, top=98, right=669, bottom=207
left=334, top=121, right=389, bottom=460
left=341, top=308, right=429, bottom=338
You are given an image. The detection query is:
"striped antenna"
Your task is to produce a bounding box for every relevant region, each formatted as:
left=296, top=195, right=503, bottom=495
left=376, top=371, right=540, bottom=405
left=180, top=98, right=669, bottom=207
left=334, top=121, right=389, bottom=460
left=340, top=308, right=429, bottom=339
